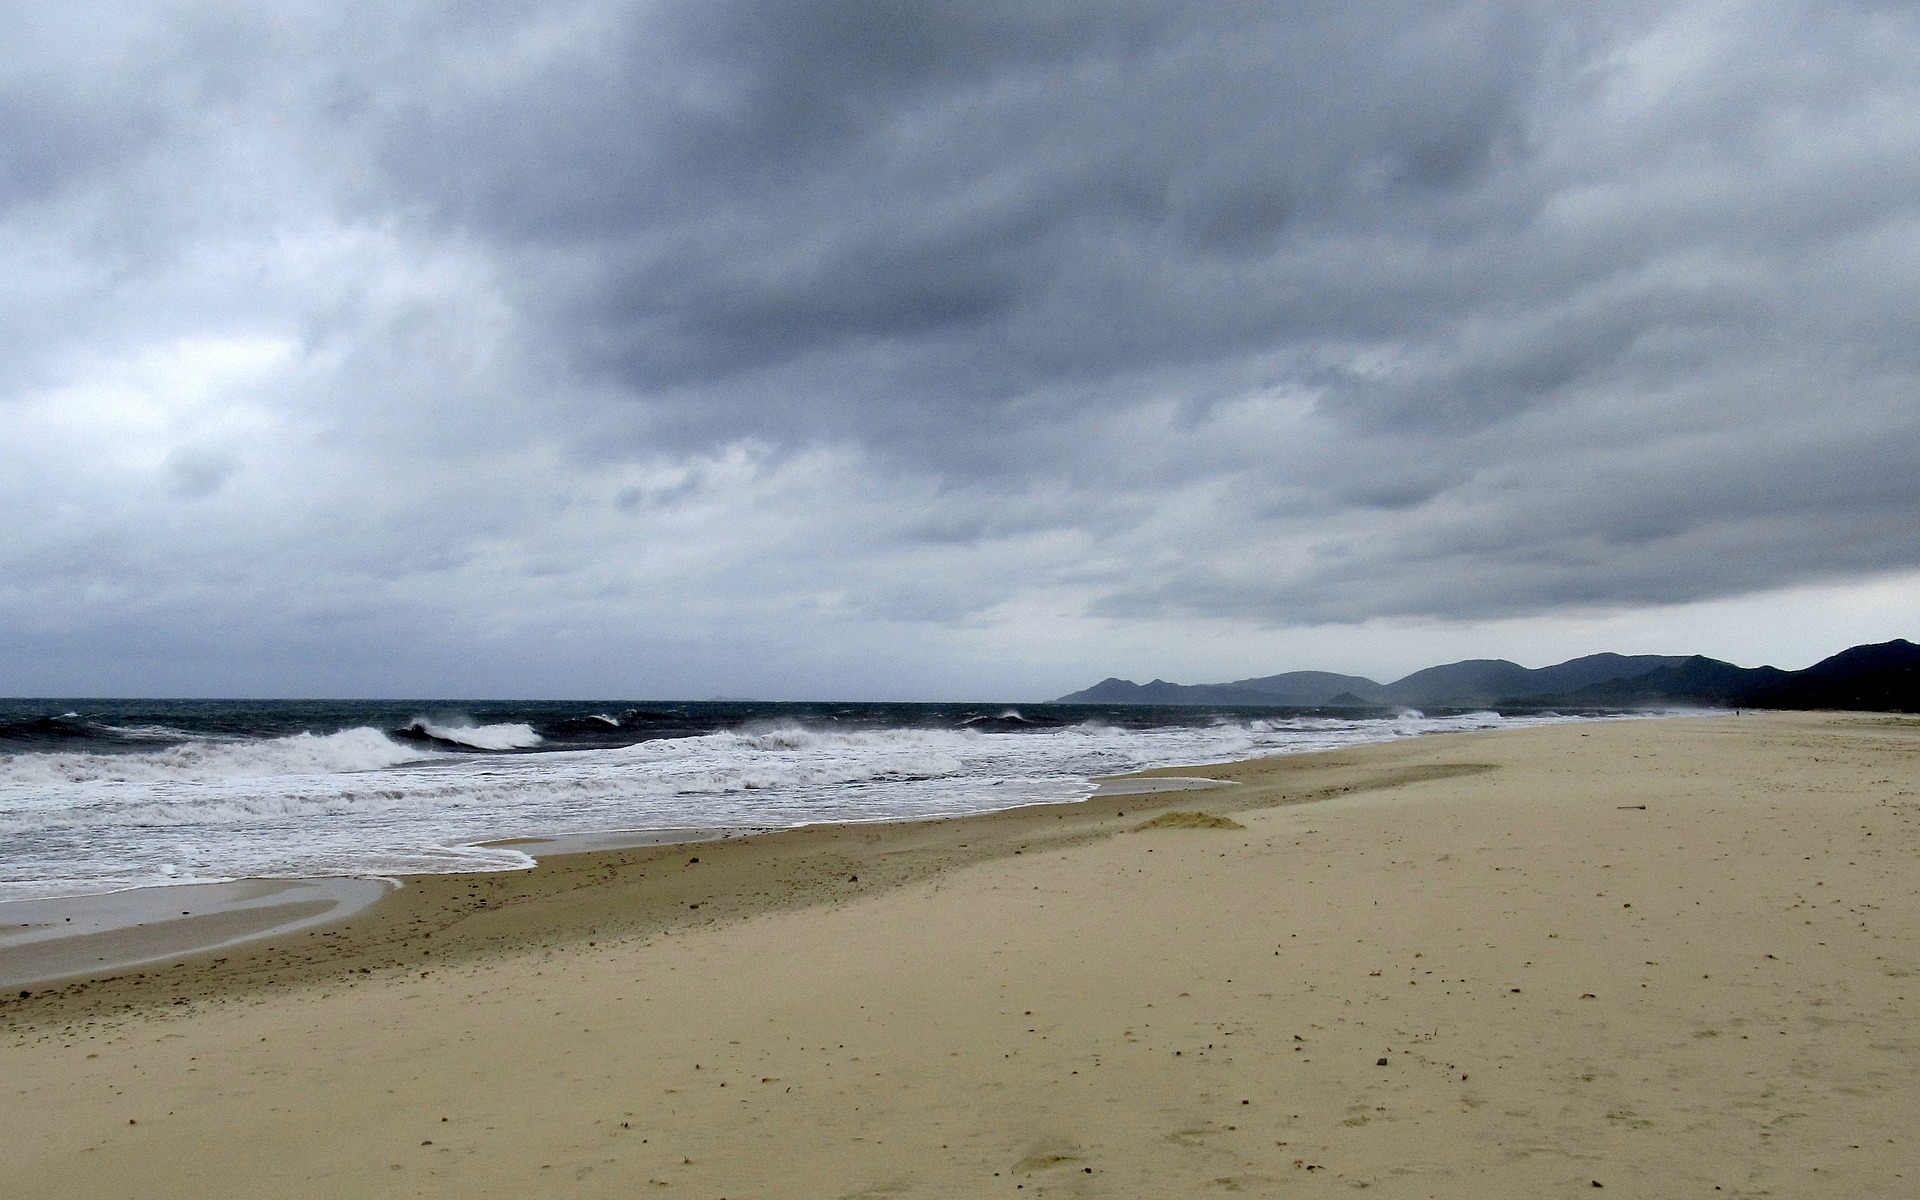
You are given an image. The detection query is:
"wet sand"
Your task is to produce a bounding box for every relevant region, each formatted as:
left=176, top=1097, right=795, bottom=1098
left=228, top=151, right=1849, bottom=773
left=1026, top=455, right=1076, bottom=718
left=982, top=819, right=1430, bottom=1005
left=3, top=712, right=1916, bottom=1196
left=0, top=878, right=391, bottom=991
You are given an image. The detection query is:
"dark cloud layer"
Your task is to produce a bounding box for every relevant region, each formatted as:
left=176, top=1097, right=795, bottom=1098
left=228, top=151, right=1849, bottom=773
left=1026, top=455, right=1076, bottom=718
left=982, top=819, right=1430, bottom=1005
left=380, top=1, right=1920, bottom=608
left=2, top=1, right=1917, bottom=694
left=389, top=3, right=1553, bottom=412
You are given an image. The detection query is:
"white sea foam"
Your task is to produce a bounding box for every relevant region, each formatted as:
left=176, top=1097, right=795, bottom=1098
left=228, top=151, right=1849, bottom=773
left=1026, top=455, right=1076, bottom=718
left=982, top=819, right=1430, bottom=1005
left=0, top=727, right=431, bottom=786
left=95, top=722, right=214, bottom=742
left=410, top=720, right=544, bottom=750
left=0, top=709, right=1610, bottom=902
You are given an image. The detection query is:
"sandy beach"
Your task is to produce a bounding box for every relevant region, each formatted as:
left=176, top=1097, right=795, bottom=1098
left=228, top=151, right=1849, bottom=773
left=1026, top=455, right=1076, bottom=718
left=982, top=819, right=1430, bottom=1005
left=3, top=711, right=1917, bottom=1197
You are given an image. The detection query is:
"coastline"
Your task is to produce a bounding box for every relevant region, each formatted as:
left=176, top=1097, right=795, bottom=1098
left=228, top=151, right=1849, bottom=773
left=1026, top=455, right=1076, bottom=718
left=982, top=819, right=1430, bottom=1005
left=0, top=769, right=1245, bottom=997
left=4, top=711, right=1916, bottom=1195
left=0, top=726, right=1505, bottom=1015
left=0, top=877, right=390, bottom=991
left=0, top=779, right=1240, bottom=992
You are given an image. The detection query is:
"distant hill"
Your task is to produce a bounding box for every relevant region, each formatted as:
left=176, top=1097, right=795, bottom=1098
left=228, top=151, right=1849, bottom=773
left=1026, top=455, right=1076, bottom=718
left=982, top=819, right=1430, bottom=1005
left=1056, top=655, right=1694, bottom=707
left=1742, top=640, right=1920, bottom=711
left=1375, top=658, right=1530, bottom=705
left=1382, top=654, right=1693, bottom=705
left=1500, top=653, right=1697, bottom=698
left=1054, top=641, right=1917, bottom=712
left=1058, top=653, right=1697, bottom=707
left=1530, top=656, right=1788, bottom=707
left=1528, top=641, right=1920, bottom=710
left=1225, top=670, right=1390, bottom=705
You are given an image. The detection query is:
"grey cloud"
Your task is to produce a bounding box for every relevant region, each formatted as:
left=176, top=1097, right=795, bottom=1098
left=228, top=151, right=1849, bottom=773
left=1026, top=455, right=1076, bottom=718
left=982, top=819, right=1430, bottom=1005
left=381, top=1, right=1554, bottom=421
left=4, top=0, right=1920, bottom=696
left=1097, top=385, right=1920, bottom=624
left=0, top=89, right=156, bottom=213
left=164, top=446, right=239, bottom=499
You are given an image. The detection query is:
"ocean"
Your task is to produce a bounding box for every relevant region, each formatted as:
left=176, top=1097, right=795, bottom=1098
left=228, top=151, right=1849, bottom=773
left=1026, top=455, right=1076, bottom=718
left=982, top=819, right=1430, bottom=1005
left=0, top=698, right=1597, bottom=903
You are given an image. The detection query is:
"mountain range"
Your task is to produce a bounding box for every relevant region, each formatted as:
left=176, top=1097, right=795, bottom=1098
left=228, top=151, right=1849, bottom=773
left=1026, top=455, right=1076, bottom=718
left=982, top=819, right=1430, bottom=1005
left=1055, top=639, right=1920, bottom=712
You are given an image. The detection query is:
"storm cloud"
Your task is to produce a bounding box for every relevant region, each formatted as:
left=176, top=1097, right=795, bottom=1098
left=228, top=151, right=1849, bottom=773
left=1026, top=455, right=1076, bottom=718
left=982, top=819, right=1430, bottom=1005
left=2, top=1, right=1917, bottom=696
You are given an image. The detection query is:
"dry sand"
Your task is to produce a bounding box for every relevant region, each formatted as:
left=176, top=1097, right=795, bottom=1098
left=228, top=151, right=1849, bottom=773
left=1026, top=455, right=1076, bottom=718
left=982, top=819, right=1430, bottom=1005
left=2, top=711, right=1916, bottom=1197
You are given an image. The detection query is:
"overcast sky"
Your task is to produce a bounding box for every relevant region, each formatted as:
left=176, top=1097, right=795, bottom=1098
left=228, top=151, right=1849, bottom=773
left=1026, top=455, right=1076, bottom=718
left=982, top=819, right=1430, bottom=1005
left=3, top=1, right=1917, bottom=699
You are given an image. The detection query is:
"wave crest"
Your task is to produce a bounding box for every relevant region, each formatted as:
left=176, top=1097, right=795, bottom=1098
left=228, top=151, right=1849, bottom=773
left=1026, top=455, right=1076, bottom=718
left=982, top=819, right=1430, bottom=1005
left=0, top=727, right=429, bottom=786
left=395, top=721, right=544, bottom=751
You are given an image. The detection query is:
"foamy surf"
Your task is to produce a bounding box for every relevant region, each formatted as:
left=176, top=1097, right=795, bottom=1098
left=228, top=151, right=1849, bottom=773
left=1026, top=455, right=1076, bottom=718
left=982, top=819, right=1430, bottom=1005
left=396, top=720, right=545, bottom=751
left=0, top=700, right=1624, bottom=902
left=0, top=727, right=431, bottom=786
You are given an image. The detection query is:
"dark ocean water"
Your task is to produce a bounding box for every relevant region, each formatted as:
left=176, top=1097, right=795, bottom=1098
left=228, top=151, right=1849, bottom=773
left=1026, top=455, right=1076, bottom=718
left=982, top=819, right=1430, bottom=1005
left=0, top=696, right=1402, bottom=754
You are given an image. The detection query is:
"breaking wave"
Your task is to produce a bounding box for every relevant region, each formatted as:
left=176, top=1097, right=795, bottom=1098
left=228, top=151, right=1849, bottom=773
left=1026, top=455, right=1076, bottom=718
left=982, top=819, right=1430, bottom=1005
left=0, top=727, right=431, bottom=786
left=394, top=720, right=544, bottom=751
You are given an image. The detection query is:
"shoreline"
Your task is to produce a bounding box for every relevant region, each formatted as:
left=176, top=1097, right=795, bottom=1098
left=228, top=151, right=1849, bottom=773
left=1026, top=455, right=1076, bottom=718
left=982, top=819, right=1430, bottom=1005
left=0, top=773, right=1231, bottom=994
left=0, top=707, right=1614, bottom=961
left=0, top=877, right=391, bottom=992
left=0, top=735, right=1477, bottom=1019
left=6, top=711, right=1917, bottom=1196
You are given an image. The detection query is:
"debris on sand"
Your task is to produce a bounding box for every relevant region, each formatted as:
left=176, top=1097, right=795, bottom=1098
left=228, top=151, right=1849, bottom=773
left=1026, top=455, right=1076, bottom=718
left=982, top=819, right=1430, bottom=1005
left=1131, top=811, right=1245, bottom=831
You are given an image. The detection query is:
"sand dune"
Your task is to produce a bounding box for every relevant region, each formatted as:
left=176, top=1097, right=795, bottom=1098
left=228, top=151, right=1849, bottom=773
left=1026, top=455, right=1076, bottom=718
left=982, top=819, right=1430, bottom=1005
left=4, top=712, right=1916, bottom=1196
